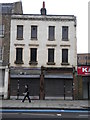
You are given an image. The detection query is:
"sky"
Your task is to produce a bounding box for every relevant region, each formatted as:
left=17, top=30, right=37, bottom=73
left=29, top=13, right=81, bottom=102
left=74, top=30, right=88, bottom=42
left=0, top=0, right=89, bottom=53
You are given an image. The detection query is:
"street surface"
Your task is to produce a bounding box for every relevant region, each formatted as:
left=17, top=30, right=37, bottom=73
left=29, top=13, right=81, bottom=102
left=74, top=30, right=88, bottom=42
left=0, top=109, right=90, bottom=120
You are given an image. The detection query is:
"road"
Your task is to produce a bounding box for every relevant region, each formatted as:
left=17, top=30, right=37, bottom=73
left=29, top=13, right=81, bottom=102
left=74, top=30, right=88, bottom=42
left=0, top=109, right=90, bottom=120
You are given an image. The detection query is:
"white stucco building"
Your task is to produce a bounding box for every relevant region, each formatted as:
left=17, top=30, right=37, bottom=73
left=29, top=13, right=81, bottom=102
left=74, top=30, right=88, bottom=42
left=9, top=2, right=77, bottom=99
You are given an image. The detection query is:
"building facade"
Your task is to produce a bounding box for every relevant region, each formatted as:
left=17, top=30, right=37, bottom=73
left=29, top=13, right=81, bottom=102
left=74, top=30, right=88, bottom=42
left=77, top=53, right=90, bottom=100
left=9, top=2, right=77, bottom=100
left=0, top=1, right=23, bottom=99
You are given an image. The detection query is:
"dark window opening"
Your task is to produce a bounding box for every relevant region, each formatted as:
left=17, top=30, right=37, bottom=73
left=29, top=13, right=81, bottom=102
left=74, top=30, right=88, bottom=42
left=17, top=25, right=23, bottom=40
left=62, top=26, right=68, bottom=41
left=62, top=49, right=68, bottom=64
left=29, top=48, right=37, bottom=65
left=31, top=26, right=37, bottom=39
left=15, top=48, right=23, bottom=64
left=48, top=26, right=55, bottom=41
left=0, top=25, right=4, bottom=37
left=47, top=48, right=55, bottom=65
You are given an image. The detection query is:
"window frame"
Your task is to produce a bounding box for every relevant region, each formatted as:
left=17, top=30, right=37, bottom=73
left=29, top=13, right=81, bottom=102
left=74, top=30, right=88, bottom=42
left=31, top=26, right=37, bottom=40
left=17, top=25, right=23, bottom=40
left=62, top=49, right=69, bottom=65
left=15, top=48, right=23, bottom=64
left=47, top=48, right=55, bottom=65
left=29, top=48, right=38, bottom=65
left=0, top=47, right=3, bottom=62
left=0, top=25, right=4, bottom=37
left=48, top=26, right=55, bottom=41
left=62, top=26, right=68, bottom=41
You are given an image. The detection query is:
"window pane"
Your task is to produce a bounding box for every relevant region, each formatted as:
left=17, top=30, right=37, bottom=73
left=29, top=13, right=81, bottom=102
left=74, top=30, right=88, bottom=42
left=0, top=47, right=3, bottom=61
left=31, top=48, right=37, bottom=62
left=48, top=26, right=55, bottom=40
left=0, top=25, right=4, bottom=36
left=17, top=25, right=23, bottom=39
left=16, top=48, right=23, bottom=62
left=62, top=26, right=68, bottom=40
left=31, top=26, right=37, bottom=39
left=62, top=49, right=68, bottom=63
left=48, top=49, right=54, bottom=62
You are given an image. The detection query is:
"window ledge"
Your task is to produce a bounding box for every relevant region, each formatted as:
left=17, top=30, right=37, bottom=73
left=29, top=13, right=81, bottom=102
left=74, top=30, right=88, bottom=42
left=29, top=61, right=38, bottom=65
left=47, top=62, right=55, bottom=65
left=62, top=39, right=69, bottom=41
left=31, top=38, right=38, bottom=40
left=14, top=61, right=24, bottom=64
left=16, top=38, right=24, bottom=40
left=61, top=63, right=70, bottom=65
left=0, top=35, right=4, bottom=38
left=48, top=39, right=55, bottom=41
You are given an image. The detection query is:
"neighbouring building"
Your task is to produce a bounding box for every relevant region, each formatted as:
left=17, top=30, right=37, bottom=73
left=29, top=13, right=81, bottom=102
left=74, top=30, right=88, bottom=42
left=77, top=53, right=90, bottom=100
left=0, top=1, right=23, bottom=99
left=9, top=2, right=77, bottom=100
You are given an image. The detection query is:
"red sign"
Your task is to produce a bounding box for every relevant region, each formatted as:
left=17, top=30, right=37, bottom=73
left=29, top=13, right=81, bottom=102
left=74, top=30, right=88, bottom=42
left=77, top=66, right=90, bottom=75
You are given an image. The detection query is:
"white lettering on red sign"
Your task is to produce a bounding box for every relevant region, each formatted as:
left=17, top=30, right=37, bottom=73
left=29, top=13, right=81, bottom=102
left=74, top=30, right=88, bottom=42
left=82, top=68, right=87, bottom=72
left=77, top=66, right=90, bottom=75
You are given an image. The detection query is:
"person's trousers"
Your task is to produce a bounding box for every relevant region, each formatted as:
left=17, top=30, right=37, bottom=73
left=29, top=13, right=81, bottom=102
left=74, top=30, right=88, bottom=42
left=22, top=95, right=31, bottom=102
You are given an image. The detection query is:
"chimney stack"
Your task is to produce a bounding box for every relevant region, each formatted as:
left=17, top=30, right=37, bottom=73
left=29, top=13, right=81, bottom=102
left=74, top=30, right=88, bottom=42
left=40, top=1, right=47, bottom=15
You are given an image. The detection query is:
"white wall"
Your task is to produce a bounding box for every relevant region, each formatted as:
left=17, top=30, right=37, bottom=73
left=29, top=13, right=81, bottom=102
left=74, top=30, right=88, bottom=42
left=10, top=15, right=77, bottom=70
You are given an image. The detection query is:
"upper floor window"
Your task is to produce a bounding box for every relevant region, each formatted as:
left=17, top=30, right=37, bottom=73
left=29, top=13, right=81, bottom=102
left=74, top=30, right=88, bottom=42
left=0, top=47, right=3, bottom=61
left=31, top=26, right=37, bottom=40
left=0, top=25, right=4, bottom=37
left=47, top=48, right=55, bottom=65
left=62, top=26, right=68, bottom=41
left=17, top=25, right=23, bottom=40
left=15, top=48, right=23, bottom=64
left=29, top=48, right=37, bottom=65
left=48, top=26, right=55, bottom=41
left=62, top=49, right=68, bottom=65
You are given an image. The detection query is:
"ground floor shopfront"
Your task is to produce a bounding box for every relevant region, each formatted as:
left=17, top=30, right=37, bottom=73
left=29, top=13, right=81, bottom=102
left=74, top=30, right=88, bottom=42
left=9, top=67, right=75, bottom=100
left=82, top=76, right=90, bottom=99
left=77, top=66, right=90, bottom=100
left=0, top=66, right=9, bottom=99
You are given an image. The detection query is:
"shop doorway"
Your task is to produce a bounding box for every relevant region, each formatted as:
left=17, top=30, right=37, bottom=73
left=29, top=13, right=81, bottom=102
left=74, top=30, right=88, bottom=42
left=83, top=77, right=90, bottom=100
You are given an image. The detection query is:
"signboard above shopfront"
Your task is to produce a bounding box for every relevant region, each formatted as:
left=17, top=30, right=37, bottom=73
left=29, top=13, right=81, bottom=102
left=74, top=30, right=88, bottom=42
left=77, top=66, right=90, bottom=75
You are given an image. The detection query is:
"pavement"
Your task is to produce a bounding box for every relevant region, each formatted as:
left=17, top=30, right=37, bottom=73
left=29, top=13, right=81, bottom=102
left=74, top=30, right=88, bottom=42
left=0, top=99, right=89, bottom=109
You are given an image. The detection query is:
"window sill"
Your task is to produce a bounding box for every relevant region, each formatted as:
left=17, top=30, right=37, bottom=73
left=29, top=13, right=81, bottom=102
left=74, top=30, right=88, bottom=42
left=14, top=61, right=24, bottom=64
left=47, top=62, right=55, bottom=65
left=62, top=39, right=69, bottom=41
left=48, top=39, right=55, bottom=41
left=31, top=38, right=38, bottom=40
left=0, top=35, right=4, bottom=38
left=61, top=63, right=70, bottom=65
left=16, top=38, right=24, bottom=40
left=29, top=61, right=38, bottom=65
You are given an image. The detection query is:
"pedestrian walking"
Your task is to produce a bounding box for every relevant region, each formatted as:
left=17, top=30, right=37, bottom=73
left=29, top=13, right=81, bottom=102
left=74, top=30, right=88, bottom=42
left=21, top=84, right=31, bottom=103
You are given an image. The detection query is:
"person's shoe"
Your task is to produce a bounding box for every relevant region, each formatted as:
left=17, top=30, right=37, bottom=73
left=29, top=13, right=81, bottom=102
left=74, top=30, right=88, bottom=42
left=21, top=100, right=24, bottom=102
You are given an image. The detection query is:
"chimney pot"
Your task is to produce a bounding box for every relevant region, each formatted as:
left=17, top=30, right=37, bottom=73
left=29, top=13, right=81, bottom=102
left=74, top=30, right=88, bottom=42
left=43, top=1, right=45, bottom=8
